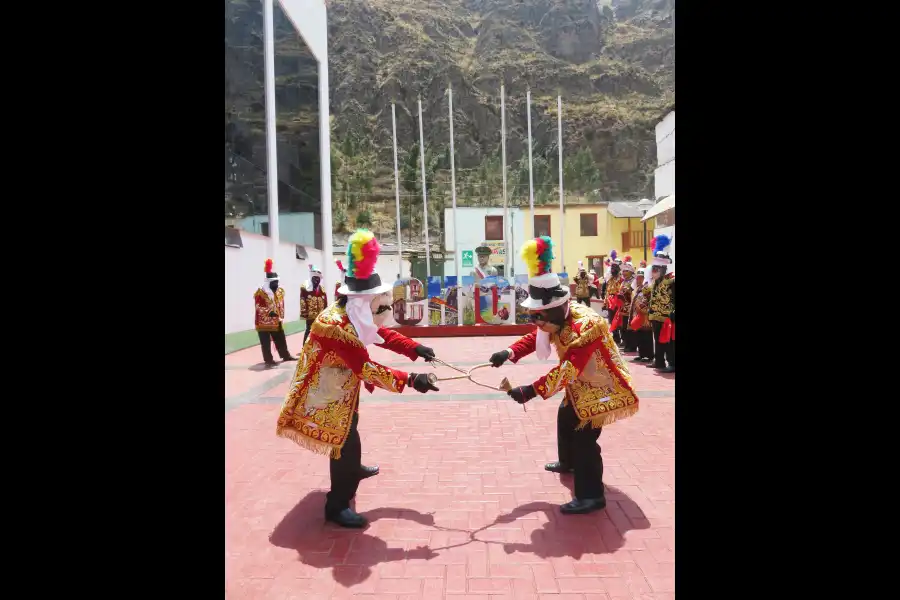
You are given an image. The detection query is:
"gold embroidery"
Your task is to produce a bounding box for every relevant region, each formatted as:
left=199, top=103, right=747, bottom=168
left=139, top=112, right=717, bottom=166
left=538, top=360, right=577, bottom=398
left=361, top=361, right=405, bottom=392
left=649, top=277, right=673, bottom=323
left=310, top=304, right=364, bottom=348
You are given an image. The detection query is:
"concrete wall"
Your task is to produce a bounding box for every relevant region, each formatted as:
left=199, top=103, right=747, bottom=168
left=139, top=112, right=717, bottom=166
left=443, top=207, right=527, bottom=277
left=225, top=230, right=325, bottom=334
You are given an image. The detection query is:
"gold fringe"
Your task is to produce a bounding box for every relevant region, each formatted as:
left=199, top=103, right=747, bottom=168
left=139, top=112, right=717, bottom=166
left=276, top=427, right=342, bottom=459
left=576, top=404, right=639, bottom=430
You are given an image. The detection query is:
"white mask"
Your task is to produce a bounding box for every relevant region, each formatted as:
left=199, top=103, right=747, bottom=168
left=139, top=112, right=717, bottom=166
left=370, top=292, right=393, bottom=327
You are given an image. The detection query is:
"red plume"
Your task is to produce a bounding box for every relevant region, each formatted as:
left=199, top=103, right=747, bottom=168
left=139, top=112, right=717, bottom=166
left=624, top=255, right=632, bottom=263
left=264, top=258, right=273, bottom=274
left=335, top=259, right=345, bottom=272
left=650, top=237, right=657, bottom=251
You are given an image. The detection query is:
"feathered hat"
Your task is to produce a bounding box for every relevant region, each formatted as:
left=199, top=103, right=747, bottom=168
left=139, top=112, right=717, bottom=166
left=639, top=259, right=647, bottom=268
left=519, top=236, right=570, bottom=310
left=308, top=264, right=323, bottom=278
left=621, top=254, right=635, bottom=273
left=609, top=249, right=621, bottom=265
left=650, top=234, right=672, bottom=267
left=335, top=258, right=346, bottom=284
left=263, top=258, right=279, bottom=283
left=338, top=229, right=392, bottom=296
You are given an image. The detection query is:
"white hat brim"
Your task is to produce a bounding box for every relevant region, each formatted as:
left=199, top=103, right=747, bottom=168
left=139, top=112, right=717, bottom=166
left=338, top=282, right=394, bottom=296
left=520, top=291, right=571, bottom=310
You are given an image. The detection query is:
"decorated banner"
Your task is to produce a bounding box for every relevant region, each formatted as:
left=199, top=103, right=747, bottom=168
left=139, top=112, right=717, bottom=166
left=457, top=275, right=515, bottom=325
left=392, top=278, right=427, bottom=326
left=513, top=274, right=530, bottom=324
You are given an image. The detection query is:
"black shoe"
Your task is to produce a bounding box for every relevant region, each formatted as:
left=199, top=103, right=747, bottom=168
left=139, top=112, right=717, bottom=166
left=658, top=366, right=675, bottom=373
left=325, top=508, right=368, bottom=528
left=653, top=363, right=667, bottom=369
left=281, top=355, right=297, bottom=361
left=545, top=462, right=574, bottom=474
left=264, top=361, right=278, bottom=369
left=560, top=498, right=607, bottom=515
left=631, top=357, right=647, bottom=363
left=359, top=465, right=379, bottom=479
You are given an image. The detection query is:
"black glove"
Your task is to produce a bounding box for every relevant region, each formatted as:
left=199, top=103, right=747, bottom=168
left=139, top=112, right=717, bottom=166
left=507, top=385, right=536, bottom=404
left=268, top=311, right=277, bottom=317
left=415, top=345, right=436, bottom=362
left=489, top=349, right=510, bottom=367
left=669, top=310, right=675, bottom=323
left=408, top=373, right=439, bottom=393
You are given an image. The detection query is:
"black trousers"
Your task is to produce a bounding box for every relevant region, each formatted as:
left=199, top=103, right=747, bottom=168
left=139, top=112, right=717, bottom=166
left=636, top=328, right=654, bottom=359
left=652, top=320, right=674, bottom=368
left=258, top=326, right=291, bottom=363
left=302, top=319, right=314, bottom=345
left=621, top=320, right=636, bottom=351
left=325, top=412, right=362, bottom=517
left=556, top=400, right=605, bottom=501
left=576, top=296, right=591, bottom=306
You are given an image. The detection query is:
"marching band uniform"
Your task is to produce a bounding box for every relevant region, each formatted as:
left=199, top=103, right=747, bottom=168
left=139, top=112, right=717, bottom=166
left=574, top=262, right=592, bottom=306
left=617, top=258, right=636, bottom=351
left=603, top=250, right=624, bottom=345
left=487, top=236, right=639, bottom=515
left=300, top=264, right=328, bottom=345
left=629, top=267, right=654, bottom=362
left=276, top=230, right=438, bottom=528
left=255, top=259, right=296, bottom=367
left=649, top=235, right=675, bottom=373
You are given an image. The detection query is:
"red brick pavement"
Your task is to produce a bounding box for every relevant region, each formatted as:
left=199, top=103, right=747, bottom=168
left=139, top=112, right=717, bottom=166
left=226, top=335, right=674, bottom=600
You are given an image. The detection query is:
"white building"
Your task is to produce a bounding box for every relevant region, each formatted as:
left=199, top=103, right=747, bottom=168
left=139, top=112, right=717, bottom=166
left=652, top=109, right=675, bottom=266
left=224, top=0, right=332, bottom=334
left=443, top=207, right=526, bottom=279
left=235, top=211, right=319, bottom=248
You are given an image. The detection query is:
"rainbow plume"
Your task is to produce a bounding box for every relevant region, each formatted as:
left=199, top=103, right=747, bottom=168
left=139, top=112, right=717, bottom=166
left=521, top=235, right=555, bottom=277
left=346, top=229, right=380, bottom=279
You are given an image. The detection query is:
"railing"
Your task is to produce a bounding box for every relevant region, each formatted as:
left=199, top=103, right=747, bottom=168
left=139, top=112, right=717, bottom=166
left=622, top=229, right=654, bottom=252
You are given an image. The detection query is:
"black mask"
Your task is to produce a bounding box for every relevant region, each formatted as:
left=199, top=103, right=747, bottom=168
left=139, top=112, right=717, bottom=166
left=269, top=281, right=279, bottom=292
left=611, top=265, right=621, bottom=276
left=311, top=276, right=321, bottom=289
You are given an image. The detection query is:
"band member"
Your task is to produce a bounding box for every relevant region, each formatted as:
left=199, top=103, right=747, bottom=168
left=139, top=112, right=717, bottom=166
left=617, top=258, right=636, bottom=351
left=487, top=236, right=639, bottom=515
left=629, top=267, right=654, bottom=363
left=276, top=230, right=438, bottom=528
left=574, top=261, right=592, bottom=306
left=589, top=269, right=600, bottom=300
left=254, top=259, right=296, bottom=367
left=648, top=235, right=675, bottom=373
left=604, top=251, right=624, bottom=345
left=300, top=264, right=328, bottom=345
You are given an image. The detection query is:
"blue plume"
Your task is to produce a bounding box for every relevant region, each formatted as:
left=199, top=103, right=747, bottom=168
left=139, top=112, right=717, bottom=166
left=654, top=234, right=671, bottom=255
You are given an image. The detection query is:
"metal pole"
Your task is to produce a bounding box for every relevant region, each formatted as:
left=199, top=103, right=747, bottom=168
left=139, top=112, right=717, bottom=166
left=526, top=88, right=535, bottom=232
left=448, top=85, right=459, bottom=281
left=557, top=95, right=564, bottom=272
left=262, top=0, right=279, bottom=253
left=643, top=218, right=648, bottom=262
left=417, top=97, right=431, bottom=278
left=501, top=84, right=509, bottom=276
left=391, top=103, right=403, bottom=279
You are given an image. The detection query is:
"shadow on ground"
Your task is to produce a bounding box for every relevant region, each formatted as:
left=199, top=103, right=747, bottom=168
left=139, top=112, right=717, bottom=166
left=269, top=478, right=650, bottom=587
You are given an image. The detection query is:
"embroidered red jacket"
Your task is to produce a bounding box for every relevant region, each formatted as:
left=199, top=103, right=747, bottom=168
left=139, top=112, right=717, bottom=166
left=275, top=303, right=423, bottom=458
left=507, top=302, right=639, bottom=429
left=300, top=284, right=328, bottom=321
left=254, top=288, right=285, bottom=332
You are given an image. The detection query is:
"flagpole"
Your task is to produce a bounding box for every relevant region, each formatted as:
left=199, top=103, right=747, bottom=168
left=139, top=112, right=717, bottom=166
left=448, top=85, right=459, bottom=281
left=501, top=83, right=509, bottom=277
left=526, top=88, right=535, bottom=233
left=391, top=102, right=403, bottom=279
left=557, top=95, right=564, bottom=272
left=262, top=0, right=279, bottom=254
left=417, top=96, right=431, bottom=278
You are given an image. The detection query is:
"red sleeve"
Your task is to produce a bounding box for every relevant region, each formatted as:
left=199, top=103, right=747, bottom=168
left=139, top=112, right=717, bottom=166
left=376, top=327, right=421, bottom=361
left=316, top=332, right=410, bottom=393
left=532, top=343, right=596, bottom=399
left=508, top=331, right=537, bottom=362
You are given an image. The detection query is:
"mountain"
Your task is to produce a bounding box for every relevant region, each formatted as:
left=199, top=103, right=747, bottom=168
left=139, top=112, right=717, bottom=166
left=327, top=0, right=674, bottom=242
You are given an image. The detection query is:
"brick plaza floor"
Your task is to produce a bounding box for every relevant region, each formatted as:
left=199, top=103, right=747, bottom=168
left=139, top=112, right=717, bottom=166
left=226, top=333, right=675, bottom=600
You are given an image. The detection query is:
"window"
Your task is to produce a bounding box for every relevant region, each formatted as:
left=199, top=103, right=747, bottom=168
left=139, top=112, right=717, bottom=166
left=225, top=226, right=243, bottom=248
left=580, top=213, right=598, bottom=236
left=485, top=215, right=504, bottom=240
left=534, top=214, right=551, bottom=237
left=261, top=222, right=270, bottom=237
